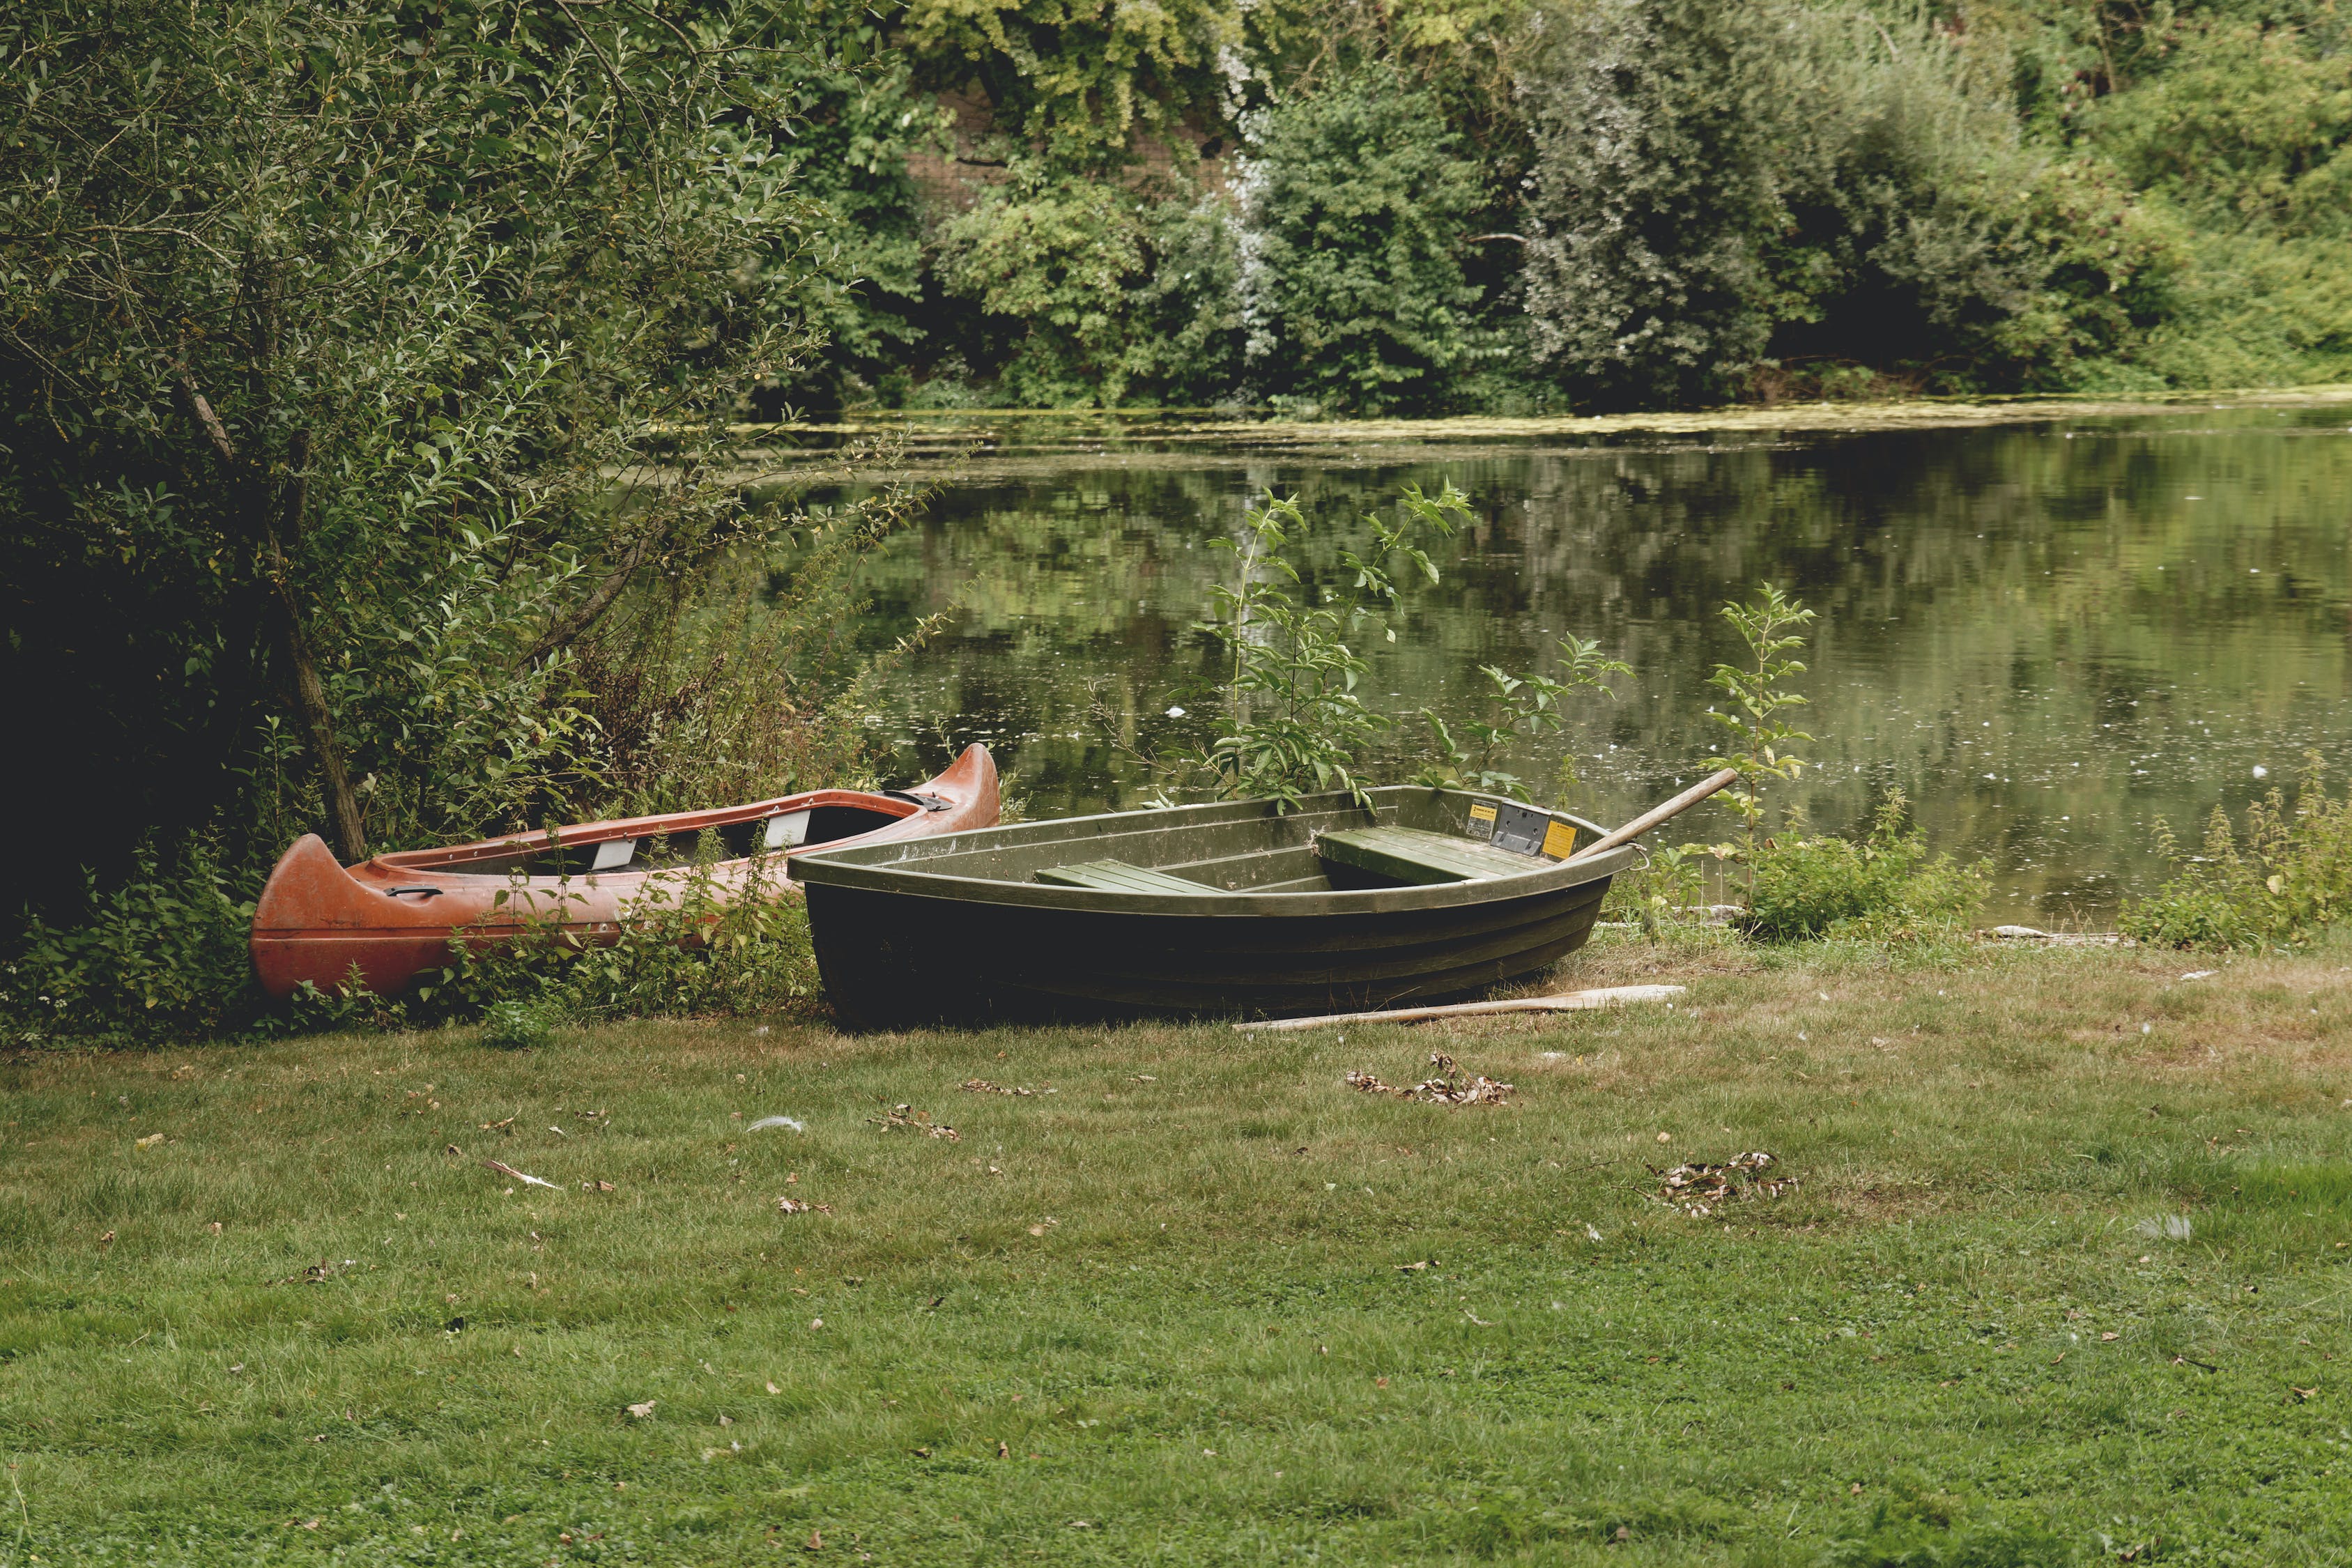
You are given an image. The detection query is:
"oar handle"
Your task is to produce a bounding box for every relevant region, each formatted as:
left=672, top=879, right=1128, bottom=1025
left=1564, top=768, right=1740, bottom=863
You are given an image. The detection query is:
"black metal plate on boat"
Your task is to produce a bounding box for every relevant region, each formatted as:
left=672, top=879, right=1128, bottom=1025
left=1487, top=800, right=1551, bottom=856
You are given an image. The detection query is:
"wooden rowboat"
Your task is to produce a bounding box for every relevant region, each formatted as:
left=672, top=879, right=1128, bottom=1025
left=249, top=744, right=998, bottom=999
left=792, top=785, right=1639, bottom=1028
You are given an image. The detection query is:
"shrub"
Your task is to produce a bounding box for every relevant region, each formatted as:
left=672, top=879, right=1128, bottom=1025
left=420, top=847, right=822, bottom=1024
left=1741, top=794, right=1988, bottom=943
left=2121, top=757, right=2352, bottom=950
left=933, top=161, right=1153, bottom=407
left=1, top=843, right=259, bottom=1045
left=1230, top=65, right=1493, bottom=413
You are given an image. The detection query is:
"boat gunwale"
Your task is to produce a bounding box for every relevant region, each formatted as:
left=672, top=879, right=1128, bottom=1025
left=371, top=787, right=923, bottom=872
left=792, top=787, right=1636, bottom=918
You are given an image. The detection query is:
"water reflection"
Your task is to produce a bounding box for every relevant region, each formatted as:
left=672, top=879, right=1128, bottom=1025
left=807, top=408, right=2350, bottom=922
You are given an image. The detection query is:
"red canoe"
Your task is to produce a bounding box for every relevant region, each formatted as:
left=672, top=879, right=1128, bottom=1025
left=250, top=744, right=997, bottom=999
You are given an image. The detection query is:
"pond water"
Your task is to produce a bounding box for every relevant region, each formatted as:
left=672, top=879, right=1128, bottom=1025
left=785, top=403, right=2352, bottom=923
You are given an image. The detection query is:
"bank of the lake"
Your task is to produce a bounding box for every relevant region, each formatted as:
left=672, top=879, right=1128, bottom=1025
left=6, top=934, right=2346, bottom=1564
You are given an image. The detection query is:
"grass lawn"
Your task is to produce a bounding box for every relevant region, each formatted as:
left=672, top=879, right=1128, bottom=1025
left=3, top=932, right=2349, bottom=1565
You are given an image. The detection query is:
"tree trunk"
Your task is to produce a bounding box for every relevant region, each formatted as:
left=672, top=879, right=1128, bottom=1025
left=268, top=429, right=369, bottom=865
left=179, top=381, right=369, bottom=863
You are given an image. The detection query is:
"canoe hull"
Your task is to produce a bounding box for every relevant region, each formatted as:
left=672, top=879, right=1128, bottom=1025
left=793, top=786, right=1631, bottom=1028
left=249, top=745, right=997, bottom=999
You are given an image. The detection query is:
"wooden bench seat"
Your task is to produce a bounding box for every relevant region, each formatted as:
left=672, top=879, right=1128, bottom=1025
left=1314, top=825, right=1542, bottom=886
left=1033, top=859, right=1215, bottom=894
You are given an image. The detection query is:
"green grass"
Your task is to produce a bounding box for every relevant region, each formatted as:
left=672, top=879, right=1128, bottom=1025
left=3, top=932, right=2349, bottom=1565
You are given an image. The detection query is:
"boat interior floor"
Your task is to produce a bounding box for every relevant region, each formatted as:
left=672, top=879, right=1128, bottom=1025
left=1031, top=825, right=1553, bottom=898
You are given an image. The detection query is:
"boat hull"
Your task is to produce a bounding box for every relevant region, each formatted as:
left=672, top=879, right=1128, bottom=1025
left=804, top=875, right=1613, bottom=1027
left=792, top=786, right=1632, bottom=1028
left=249, top=745, right=997, bottom=999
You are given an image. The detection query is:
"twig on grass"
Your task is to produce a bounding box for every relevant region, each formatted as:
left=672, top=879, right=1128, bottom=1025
left=1238, top=984, right=1684, bottom=1032
left=483, top=1159, right=558, bottom=1191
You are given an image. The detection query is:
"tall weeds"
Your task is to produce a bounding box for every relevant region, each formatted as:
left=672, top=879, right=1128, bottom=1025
left=2123, top=755, right=2352, bottom=949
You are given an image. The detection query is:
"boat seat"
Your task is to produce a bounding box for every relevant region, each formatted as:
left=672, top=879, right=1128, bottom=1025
left=1033, top=859, right=1215, bottom=894
left=1314, top=825, right=1544, bottom=886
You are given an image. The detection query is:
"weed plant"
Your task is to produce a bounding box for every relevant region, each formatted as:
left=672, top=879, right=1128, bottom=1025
left=1742, top=794, right=1992, bottom=944
left=2122, top=755, right=2352, bottom=950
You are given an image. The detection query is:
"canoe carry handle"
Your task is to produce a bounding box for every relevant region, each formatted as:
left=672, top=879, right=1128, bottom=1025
left=383, top=886, right=446, bottom=898
left=1563, top=768, right=1740, bottom=863
left=882, top=790, right=953, bottom=812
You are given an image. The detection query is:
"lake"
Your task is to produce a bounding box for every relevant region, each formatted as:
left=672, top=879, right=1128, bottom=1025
left=774, top=399, right=2352, bottom=924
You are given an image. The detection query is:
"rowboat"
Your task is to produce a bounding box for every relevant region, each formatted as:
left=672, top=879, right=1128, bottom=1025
left=249, top=744, right=998, bottom=999
left=792, top=785, right=1642, bottom=1028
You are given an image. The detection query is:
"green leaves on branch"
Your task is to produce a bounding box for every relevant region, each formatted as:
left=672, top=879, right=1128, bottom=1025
left=1201, top=482, right=1472, bottom=810
left=1416, top=637, right=1629, bottom=804
left=1704, top=582, right=1816, bottom=863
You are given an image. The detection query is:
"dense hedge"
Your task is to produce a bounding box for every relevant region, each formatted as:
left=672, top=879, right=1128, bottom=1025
left=785, top=0, right=2352, bottom=411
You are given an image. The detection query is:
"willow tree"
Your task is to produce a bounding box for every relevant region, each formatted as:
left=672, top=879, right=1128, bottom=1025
left=1, top=0, right=829, bottom=905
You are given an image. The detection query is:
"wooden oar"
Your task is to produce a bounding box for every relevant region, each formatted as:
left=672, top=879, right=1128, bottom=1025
left=1235, top=983, right=1685, bottom=1032
left=1563, top=767, right=1739, bottom=863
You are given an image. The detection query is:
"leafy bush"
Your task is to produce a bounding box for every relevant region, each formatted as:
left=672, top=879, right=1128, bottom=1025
left=1742, top=794, right=1989, bottom=943
left=1, top=844, right=259, bottom=1045
left=935, top=160, right=1155, bottom=407
left=1516, top=0, right=2130, bottom=402
left=420, top=849, right=822, bottom=1025
left=1231, top=66, right=1494, bottom=413
left=2121, top=757, right=2352, bottom=950
left=1197, top=484, right=1470, bottom=808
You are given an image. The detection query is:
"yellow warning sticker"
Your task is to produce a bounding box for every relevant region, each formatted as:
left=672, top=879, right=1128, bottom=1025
left=1542, top=819, right=1578, bottom=859
left=1468, top=801, right=1499, bottom=827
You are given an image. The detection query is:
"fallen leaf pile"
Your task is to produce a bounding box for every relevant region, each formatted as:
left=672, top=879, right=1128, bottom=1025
left=1654, top=1151, right=1794, bottom=1217
left=776, top=1197, right=833, bottom=1215
left=871, top=1104, right=961, bottom=1141
left=960, top=1079, right=1033, bottom=1096
left=1345, top=1054, right=1514, bottom=1106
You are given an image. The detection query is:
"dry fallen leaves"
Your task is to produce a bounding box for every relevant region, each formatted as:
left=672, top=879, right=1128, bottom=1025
left=961, top=1079, right=1033, bottom=1096
left=626, top=1401, right=656, bottom=1419
left=1654, top=1151, right=1795, bottom=1217
left=134, top=1132, right=166, bottom=1150
left=871, top=1105, right=960, bottom=1141
left=1345, top=1053, right=1514, bottom=1106
left=777, top=1197, right=834, bottom=1215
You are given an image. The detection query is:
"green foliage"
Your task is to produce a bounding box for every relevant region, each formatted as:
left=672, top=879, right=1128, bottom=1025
left=1415, top=636, right=1628, bottom=802
left=1234, top=66, right=1496, bottom=413
left=0, top=844, right=259, bottom=1045
left=896, top=0, right=1243, bottom=156
left=1518, top=0, right=2121, bottom=402
left=1740, top=793, right=1990, bottom=943
left=1201, top=484, right=1470, bottom=808
left=2086, top=22, right=2352, bottom=238
left=2121, top=756, right=2352, bottom=950
left=1705, top=583, right=1816, bottom=863
left=935, top=162, right=1155, bottom=407
left=1, top=0, right=838, bottom=898
left=777, top=26, right=954, bottom=408
left=476, top=999, right=560, bottom=1052
left=422, top=851, right=821, bottom=1026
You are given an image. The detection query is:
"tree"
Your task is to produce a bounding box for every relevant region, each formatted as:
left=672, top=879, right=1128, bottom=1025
left=1, top=0, right=831, bottom=906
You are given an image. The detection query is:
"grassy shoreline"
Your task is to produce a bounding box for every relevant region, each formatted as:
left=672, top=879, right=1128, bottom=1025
left=4, top=932, right=2348, bottom=1564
